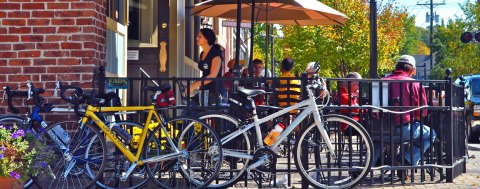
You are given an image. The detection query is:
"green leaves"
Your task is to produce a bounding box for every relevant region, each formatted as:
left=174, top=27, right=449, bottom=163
left=278, top=0, right=408, bottom=78
left=430, top=2, right=480, bottom=79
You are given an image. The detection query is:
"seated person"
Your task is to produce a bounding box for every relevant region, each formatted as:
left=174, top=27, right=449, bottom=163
left=339, top=72, right=362, bottom=133
left=253, top=58, right=272, bottom=78
left=305, top=62, right=327, bottom=99
left=273, top=58, right=301, bottom=127
left=374, top=55, right=437, bottom=168
left=223, top=59, right=244, bottom=91
left=252, top=59, right=270, bottom=105
left=277, top=58, right=301, bottom=107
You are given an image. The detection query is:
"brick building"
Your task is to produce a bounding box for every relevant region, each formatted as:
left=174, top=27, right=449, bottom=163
left=0, top=0, right=109, bottom=116
left=0, top=0, right=249, bottom=115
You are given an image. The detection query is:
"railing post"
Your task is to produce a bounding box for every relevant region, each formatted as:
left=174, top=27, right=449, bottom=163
left=444, top=68, right=454, bottom=182
left=300, top=73, right=309, bottom=188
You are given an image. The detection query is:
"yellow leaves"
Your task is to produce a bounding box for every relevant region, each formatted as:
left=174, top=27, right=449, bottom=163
left=417, top=42, right=430, bottom=55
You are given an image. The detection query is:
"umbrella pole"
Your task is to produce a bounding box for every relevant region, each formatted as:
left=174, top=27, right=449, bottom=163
left=248, top=0, right=255, bottom=78
left=271, top=25, right=274, bottom=77
left=234, top=0, right=242, bottom=80
left=264, top=4, right=269, bottom=80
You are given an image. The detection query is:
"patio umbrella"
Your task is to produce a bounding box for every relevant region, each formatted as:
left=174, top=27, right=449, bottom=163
left=192, top=0, right=347, bottom=79
left=192, top=0, right=347, bottom=26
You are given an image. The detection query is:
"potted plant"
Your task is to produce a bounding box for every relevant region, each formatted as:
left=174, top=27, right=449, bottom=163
left=0, top=124, right=51, bottom=189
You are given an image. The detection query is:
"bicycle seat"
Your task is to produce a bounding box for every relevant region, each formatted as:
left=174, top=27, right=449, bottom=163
left=237, top=87, right=265, bottom=97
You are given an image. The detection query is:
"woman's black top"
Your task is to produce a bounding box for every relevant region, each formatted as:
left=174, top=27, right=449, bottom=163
left=198, top=46, right=224, bottom=93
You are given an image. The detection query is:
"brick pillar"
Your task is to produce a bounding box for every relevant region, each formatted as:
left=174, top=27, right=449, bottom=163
left=0, top=0, right=107, bottom=116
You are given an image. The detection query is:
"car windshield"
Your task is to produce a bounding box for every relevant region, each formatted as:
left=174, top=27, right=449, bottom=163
left=471, top=78, right=480, bottom=96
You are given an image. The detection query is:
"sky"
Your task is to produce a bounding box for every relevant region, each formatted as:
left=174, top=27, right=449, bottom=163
left=387, top=0, right=476, bottom=27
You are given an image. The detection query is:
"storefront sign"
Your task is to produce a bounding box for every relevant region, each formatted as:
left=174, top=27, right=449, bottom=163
left=127, top=50, right=139, bottom=60
left=222, top=21, right=251, bottom=28
left=106, top=78, right=129, bottom=89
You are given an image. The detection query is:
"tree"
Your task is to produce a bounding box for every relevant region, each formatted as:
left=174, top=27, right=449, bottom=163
left=400, top=16, right=430, bottom=55
left=252, top=24, right=284, bottom=75
left=280, top=0, right=408, bottom=78
left=430, top=2, right=480, bottom=79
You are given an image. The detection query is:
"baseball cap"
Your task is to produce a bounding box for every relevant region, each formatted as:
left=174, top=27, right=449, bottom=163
left=397, top=55, right=416, bottom=69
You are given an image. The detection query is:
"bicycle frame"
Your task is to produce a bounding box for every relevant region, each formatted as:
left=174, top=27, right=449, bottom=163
left=80, top=105, right=182, bottom=166
left=221, top=86, right=336, bottom=161
left=24, top=107, right=71, bottom=153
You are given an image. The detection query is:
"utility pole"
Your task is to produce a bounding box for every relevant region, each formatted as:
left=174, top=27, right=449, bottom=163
left=417, top=0, right=445, bottom=78
left=369, top=0, right=378, bottom=78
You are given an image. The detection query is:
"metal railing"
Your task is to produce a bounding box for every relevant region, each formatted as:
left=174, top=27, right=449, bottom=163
left=104, top=73, right=466, bottom=187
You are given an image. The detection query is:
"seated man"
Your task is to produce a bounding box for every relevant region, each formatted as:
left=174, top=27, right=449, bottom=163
left=276, top=58, right=301, bottom=108
left=374, top=55, right=437, bottom=167
left=252, top=59, right=270, bottom=105
left=273, top=58, right=301, bottom=128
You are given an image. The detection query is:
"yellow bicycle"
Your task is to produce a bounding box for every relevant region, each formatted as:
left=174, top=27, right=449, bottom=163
left=34, top=85, right=223, bottom=189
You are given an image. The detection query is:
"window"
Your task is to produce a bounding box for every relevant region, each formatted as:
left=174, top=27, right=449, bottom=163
left=472, top=79, right=480, bottom=96
left=106, top=30, right=126, bottom=77
left=128, top=0, right=158, bottom=47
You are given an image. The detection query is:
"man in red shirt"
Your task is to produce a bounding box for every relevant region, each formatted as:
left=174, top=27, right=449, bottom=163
left=374, top=55, right=436, bottom=166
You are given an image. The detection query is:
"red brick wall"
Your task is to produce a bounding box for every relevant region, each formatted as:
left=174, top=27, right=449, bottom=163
left=0, top=0, right=107, bottom=117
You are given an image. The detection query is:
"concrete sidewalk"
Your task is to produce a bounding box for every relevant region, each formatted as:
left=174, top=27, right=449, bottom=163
left=238, top=146, right=480, bottom=189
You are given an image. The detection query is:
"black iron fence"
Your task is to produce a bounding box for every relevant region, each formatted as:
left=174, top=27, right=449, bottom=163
left=105, top=73, right=466, bottom=187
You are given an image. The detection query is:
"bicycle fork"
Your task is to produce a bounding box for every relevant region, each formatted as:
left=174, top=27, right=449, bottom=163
left=312, top=108, right=336, bottom=158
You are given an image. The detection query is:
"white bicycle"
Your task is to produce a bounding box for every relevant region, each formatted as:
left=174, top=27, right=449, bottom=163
left=197, top=77, right=373, bottom=188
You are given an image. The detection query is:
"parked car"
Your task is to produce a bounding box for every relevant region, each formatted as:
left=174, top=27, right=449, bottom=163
left=456, top=75, right=480, bottom=142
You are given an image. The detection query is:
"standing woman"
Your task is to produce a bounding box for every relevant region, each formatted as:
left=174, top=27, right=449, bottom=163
left=187, top=28, right=225, bottom=105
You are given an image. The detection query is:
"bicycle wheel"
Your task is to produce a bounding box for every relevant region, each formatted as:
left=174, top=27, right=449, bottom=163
left=197, top=112, right=250, bottom=188
left=145, top=117, right=222, bottom=189
left=294, top=114, right=373, bottom=188
left=93, top=121, right=156, bottom=189
left=35, top=121, right=107, bottom=189
left=0, top=115, right=28, bottom=129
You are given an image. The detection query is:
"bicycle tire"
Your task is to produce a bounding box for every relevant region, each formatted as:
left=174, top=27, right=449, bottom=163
left=35, top=121, right=107, bottom=189
left=196, top=112, right=251, bottom=189
left=93, top=121, right=155, bottom=189
left=294, top=114, right=373, bottom=189
left=0, top=115, right=28, bottom=129
left=145, top=117, right=223, bottom=189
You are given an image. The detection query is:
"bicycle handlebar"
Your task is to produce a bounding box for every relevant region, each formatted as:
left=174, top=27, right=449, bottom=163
left=2, top=82, right=53, bottom=113
left=26, top=82, right=53, bottom=113
left=55, top=80, right=122, bottom=117
left=2, top=86, right=29, bottom=113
